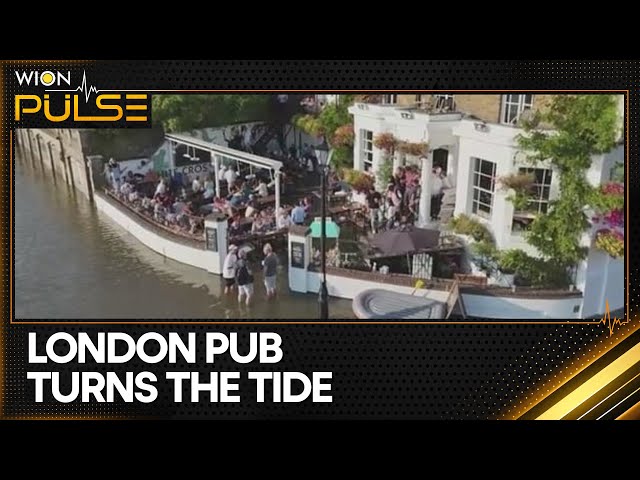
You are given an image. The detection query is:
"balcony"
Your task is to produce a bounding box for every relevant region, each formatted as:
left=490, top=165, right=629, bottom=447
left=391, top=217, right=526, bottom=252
left=350, top=101, right=462, bottom=123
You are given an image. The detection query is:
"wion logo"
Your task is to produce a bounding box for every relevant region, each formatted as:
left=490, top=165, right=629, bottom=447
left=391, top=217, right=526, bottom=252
left=14, top=69, right=151, bottom=128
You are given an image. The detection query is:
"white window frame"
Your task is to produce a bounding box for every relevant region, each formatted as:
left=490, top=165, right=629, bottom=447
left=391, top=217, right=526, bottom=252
left=519, top=167, right=552, bottom=214
left=361, top=130, right=374, bottom=172
left=471, top=157, right=496, bottom=219
left=433, top=94, right=456, bottom=111
left=381, top=94, right=397, bottom=105
left=501, top=94, right=533, bottom=125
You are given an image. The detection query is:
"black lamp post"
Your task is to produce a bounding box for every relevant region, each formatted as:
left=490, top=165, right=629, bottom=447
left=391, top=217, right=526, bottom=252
left=314, top=137, right=332, bottom=320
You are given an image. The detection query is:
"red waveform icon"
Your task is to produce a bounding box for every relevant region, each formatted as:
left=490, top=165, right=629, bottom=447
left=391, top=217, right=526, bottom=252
left=598, top=300, right=631, bottom=337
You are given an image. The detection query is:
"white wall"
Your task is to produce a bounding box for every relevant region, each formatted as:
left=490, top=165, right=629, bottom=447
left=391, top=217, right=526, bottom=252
left=288, top=234, right=311, bottom=293
left=453, top=120, right=521, bottom=251
left=351, top=110, right=387, bottom=171
left=94, top=194, right=220, bottom=274
left=349, top=104, right=462, bottom=176
left=462, top=293, right=582, bottom=319
left=581, top=247, right=624, bottom=318
left=594, top=144, right=624, bottom=184
left=305, top=270, right=583, bottom=319
left=306, top=271, right=450, bottom=304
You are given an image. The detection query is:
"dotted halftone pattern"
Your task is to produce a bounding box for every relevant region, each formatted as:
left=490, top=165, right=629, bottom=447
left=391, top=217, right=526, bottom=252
left=1, top=60, right=637, bottom=419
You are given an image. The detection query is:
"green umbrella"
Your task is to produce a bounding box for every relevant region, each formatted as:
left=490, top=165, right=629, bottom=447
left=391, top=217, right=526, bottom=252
left=310, top=217, right=340, bottom=239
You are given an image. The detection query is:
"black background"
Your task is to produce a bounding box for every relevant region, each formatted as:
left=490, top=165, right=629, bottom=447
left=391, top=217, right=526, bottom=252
left=3, top=58, right=636, bottom=419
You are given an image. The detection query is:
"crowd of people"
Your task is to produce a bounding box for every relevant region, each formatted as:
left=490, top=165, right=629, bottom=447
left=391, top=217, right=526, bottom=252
left=107, top=160, right=205, bottom=237
left=105, top=153, right=301, bottom=241
left=342, top=164, right=451, bottom=234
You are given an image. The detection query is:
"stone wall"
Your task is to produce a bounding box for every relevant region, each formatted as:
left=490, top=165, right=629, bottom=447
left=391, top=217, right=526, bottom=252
left=15, top=128, right=96, bottom=201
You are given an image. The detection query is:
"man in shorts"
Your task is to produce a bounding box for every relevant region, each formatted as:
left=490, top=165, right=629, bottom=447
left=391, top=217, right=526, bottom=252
left=262, top=243, right=278, bottom=299
left=223, top=244, right=239, bottom=294
left=236, top=249, right=254, bottom=306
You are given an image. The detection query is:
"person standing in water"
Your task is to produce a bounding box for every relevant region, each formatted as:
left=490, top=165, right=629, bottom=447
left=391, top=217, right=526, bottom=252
left=236, top=249, right=254, bottom=306
left=262, top=243, right=278, bottom=299
left=222, top=244, right=239, bottom=294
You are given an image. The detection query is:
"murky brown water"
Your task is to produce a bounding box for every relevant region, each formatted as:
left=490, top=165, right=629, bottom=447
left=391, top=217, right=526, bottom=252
left=14, top=154, right=354, bottom=320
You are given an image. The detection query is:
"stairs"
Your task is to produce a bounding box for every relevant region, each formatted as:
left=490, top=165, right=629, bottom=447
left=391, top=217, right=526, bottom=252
left=438, top=187, right=456, bottom=224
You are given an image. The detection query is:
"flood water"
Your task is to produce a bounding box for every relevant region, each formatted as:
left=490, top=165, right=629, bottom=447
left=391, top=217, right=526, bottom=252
left=14, top=153, right=354, bottom=320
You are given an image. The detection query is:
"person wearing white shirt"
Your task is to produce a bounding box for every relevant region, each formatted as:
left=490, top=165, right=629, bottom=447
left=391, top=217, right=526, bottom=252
left=107, top=158, right=121, bottom=191
left=277, top=208, right=292, bottom=230
left=154, top=179, right=166, bottom=197
left=430, top=166, right=445, bottom=221
left=255, top=179, right=269, bottom=197
left=119, top=181, right=132, bottom=197
left=203, top=178, right=215, bottom=199
left=224, top=168, right=237, bottom=189
left=222, top=245, right=239, bottom=294
left=192, top=176, right=202, bottom=193
left=219, top=165, right=227, bottom=183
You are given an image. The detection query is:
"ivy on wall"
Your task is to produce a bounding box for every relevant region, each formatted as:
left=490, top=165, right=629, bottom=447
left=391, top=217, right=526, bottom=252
left=516, top=94, right=622, bottom=270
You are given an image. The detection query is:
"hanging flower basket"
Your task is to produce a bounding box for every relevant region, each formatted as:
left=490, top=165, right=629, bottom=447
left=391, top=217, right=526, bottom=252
left=341, top=168, right=374, bottom=192
left=373, top=132, right=398, bottom=153
left=293, top=114, right=325, bottom=137
left=594, top=229, right=624, bottom=258
left=499, top=172, right=535, bottom=192
left=332, top=124, right=355, bottom=148
left=397, top=141, right=428, bottom=157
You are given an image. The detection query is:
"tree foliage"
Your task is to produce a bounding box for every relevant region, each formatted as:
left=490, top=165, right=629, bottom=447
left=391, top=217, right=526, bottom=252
left=152, top=95, right=269, bottom=132
left=517, top=95, right=620, bottom=269
left=293, top=95, right=356, bottom=170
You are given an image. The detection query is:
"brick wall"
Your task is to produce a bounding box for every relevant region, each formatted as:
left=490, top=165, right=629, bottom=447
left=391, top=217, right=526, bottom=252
left=396, top=94, right=420, bottom=106
left=454, top=95, right=502, bottom=122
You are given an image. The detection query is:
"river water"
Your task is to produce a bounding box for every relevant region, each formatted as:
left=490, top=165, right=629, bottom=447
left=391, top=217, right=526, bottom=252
left=14, top=155, right=354, bottom=320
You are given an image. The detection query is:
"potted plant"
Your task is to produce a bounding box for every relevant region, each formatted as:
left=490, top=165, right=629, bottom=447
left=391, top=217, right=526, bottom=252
left=448, top=214, right=494, bottom=244
left=496, top=249, right=561, bottom=287
left=471, top=241, right=498, bottom=277
left=497, top=249, right=521, bottom=286
left=500, top=172, right=535, bottom=213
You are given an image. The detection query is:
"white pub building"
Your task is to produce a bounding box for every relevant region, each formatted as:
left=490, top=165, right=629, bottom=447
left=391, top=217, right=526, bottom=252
left=349, top=94, right=625, bottom=318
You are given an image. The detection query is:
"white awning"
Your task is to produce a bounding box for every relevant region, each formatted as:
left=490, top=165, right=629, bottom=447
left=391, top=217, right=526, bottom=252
left=165, top=132, right=283, bottom=172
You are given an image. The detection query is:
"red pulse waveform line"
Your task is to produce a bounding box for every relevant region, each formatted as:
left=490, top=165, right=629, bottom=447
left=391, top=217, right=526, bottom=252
left=598, top=300, right=631, bottom=337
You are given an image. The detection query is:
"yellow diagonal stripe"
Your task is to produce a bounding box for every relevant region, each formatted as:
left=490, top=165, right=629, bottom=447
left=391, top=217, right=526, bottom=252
left=536, top=342, right=640, bottom=420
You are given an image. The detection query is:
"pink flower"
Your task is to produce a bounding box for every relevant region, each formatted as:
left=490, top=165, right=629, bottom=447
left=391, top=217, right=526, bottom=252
left=601, top=182, right=624, bottom=196
left=603, top=208, right=624, bottom=228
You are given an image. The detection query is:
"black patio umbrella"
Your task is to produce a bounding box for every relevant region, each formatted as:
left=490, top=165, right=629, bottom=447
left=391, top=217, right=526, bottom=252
left=370, top=227, right=440, bottom=258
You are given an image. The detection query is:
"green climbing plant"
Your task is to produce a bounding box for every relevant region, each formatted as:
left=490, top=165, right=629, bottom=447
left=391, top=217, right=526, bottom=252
left=373, top=132, right=398, bottom=187
left=293, top=95, right=356, bottom=170
left=376, top=157, right=394, bottom=188
left=517, top=94, right=620, bottom=277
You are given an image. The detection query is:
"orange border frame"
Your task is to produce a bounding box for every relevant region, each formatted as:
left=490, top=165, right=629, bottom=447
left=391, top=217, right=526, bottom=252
left=7, top=88, right=631, bottom=328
